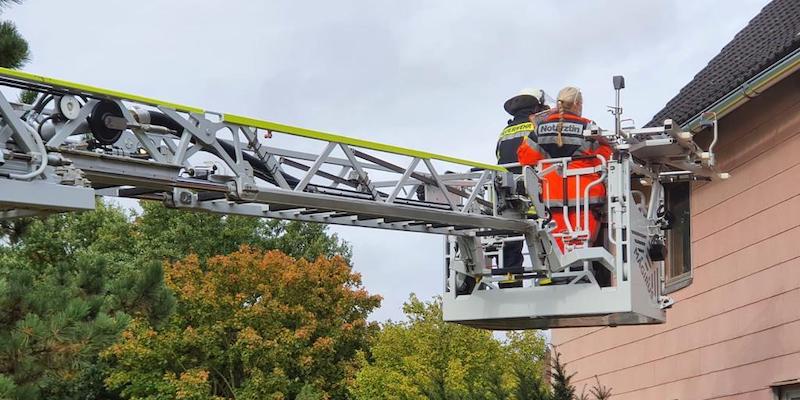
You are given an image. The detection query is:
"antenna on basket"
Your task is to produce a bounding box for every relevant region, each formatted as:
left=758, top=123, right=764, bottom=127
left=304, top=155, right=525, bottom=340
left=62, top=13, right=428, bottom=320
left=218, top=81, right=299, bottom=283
left=610, top=75, right=625, bottom=137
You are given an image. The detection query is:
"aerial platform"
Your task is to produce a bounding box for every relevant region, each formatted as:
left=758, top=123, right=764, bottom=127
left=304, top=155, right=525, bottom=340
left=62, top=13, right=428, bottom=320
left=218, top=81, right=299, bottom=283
left=0, top=69, right=723, bottom=329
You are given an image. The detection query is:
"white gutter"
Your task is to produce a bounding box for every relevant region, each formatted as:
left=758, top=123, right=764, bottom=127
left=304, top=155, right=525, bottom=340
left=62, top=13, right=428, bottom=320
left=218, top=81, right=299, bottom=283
left=682, top=46, right=800, bottom=132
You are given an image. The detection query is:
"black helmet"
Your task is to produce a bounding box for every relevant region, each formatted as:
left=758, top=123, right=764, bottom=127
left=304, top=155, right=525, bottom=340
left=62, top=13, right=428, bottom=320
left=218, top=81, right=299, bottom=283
left=504, top=88, right=546, bottom=116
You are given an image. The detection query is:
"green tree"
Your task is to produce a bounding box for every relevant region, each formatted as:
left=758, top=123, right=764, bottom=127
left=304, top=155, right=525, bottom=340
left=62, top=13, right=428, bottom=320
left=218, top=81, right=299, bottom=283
left=0, top=0, right=36, bottom=106
left=0, top=14, right=29, bottom=69
left=1, top=200, right=357, bottom=399
left=508, top=331, right=550, bottom=400
left=103, top=246, right=381, bottom=399
left=550, top=347, right=576, bottom=400
left=588, top=376, right=612, bottom=400
left=351, top=295, right=548, bottom=400
left=548, top=350, right=612, bottom=400
left=9, top=201, right=138, bottom=265
left=134, top=201, right=351, bottom=263
left=0, top=202, right=174, bottom=400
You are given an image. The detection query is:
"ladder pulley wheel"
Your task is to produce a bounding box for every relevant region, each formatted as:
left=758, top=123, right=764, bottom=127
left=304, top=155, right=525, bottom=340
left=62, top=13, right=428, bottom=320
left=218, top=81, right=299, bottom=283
left=88, top=100, right=125, bottom=145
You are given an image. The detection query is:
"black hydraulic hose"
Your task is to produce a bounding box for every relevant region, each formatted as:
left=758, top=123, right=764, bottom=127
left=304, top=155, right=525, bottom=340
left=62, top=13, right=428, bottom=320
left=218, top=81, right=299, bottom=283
left=143, top=110, right=181, bottom=131
left=21, top=94, right=53, bottom=121
left=140, top=110, right=300, bottom=188
left=217, top=140, right=300, bottom=188
left=33, top=94, right=53, bottom=114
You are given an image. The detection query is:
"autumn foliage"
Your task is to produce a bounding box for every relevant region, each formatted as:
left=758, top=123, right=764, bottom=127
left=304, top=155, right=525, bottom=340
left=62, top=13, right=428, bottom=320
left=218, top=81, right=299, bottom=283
left=104, top=247, right=381, bottom=399
left=1, top=201, right=603, bottom=399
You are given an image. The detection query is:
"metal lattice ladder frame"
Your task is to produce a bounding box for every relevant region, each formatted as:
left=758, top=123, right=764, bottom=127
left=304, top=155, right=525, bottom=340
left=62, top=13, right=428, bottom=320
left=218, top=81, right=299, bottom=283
left=0, top=67, right=531, bottom=237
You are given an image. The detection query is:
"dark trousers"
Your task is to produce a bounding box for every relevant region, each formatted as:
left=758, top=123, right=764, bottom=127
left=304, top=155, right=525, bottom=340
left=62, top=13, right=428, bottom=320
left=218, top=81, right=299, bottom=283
left=500, top=240, right=524, bottom=288
left=502, top=240, right=524, bottom=270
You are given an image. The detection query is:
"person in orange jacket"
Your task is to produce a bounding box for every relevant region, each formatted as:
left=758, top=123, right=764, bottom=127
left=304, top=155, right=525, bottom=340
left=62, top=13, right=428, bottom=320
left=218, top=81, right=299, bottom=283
left=517, top=86, right=612, bottom=253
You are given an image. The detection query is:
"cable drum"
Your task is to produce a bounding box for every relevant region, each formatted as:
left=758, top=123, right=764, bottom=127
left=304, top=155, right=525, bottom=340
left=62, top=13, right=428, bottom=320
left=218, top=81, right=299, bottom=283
left=87, top=100, right=125, bottom=145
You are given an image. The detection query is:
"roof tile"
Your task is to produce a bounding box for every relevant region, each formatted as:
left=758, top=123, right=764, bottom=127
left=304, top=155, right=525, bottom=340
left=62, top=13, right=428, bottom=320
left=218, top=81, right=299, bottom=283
left=647, top=0, right=800, bottom=127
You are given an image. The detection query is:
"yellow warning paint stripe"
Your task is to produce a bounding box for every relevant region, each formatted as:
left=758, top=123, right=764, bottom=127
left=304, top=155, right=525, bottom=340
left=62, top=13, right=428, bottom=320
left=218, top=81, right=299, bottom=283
left=223, top=114, right=506, bottom=171
left=0, top=67, right=204, bottom=113
left=0, top=67, right=506, bottom=171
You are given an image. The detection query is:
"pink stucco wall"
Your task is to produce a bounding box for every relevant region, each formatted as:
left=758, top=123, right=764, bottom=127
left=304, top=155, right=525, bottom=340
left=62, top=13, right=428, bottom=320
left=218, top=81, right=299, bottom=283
left=551, top=72, right=800, bottom=399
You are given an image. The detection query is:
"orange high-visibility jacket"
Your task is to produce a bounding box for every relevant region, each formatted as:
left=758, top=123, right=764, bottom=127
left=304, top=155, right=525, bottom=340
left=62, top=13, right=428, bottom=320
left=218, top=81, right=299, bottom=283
left=517, top=111, right=612, bottom=206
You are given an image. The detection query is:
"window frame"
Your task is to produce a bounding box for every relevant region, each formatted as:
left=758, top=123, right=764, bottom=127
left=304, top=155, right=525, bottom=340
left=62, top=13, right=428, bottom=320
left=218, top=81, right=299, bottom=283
left=662, top=181, right=693, bottom=294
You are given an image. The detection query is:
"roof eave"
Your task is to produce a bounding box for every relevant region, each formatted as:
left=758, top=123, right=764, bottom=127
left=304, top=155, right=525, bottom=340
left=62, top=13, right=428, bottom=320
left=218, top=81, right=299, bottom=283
left=680, top=46, right=800, bottom=132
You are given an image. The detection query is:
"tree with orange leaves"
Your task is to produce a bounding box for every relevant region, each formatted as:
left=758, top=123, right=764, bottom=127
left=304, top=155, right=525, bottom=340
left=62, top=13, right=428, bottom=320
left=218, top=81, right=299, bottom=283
left=103, top=246, right=381, bottom=400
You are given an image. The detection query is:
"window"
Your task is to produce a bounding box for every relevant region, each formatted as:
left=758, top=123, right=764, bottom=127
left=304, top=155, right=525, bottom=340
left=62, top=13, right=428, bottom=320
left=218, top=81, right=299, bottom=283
left=664, top=181, right=692, bottom=292
left=785, top=390, right=800, bottom=400
left=771, top=381, right=800, bottom=399
left=781, top=387, right=800, bottom=400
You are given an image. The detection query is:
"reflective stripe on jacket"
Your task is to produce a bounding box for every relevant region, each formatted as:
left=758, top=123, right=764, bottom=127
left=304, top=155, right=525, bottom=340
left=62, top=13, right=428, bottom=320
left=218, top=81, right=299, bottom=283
left=496, top=121, right=534, bottom=173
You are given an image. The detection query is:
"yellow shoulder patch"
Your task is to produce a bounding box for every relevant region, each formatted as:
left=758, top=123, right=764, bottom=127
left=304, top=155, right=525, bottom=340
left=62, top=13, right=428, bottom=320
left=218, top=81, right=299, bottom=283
left=500, top=122, right=534, bottom=137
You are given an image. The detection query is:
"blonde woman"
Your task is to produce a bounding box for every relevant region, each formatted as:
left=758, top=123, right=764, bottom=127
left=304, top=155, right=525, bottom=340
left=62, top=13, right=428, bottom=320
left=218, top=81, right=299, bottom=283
left=517, top=86, right=612, bottom=253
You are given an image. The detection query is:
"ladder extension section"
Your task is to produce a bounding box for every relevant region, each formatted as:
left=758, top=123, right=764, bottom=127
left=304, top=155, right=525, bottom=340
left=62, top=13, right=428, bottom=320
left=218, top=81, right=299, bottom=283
left=0, top=67, right=527, bottom=235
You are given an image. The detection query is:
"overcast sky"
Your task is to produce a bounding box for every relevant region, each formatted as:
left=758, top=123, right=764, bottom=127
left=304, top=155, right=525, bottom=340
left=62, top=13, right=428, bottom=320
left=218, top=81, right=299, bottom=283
left=5, top=0, right=770, bottom=322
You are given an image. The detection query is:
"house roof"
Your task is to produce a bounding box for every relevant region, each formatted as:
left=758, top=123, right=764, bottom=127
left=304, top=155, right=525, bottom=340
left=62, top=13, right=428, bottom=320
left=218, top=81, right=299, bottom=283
left=646, top=0, right=800, bottom=127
